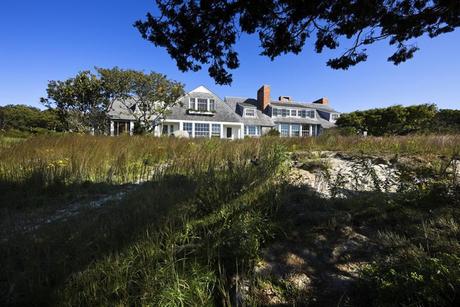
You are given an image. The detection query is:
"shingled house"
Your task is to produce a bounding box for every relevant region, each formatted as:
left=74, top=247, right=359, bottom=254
left=108, top=85, right=340, bottom=138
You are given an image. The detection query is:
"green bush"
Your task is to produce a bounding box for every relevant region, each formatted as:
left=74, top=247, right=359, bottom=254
left=359, top=254, right=460, bottom=306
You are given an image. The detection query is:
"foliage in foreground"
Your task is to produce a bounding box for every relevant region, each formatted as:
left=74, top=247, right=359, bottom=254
left=1, top=135, right=460, bottom=306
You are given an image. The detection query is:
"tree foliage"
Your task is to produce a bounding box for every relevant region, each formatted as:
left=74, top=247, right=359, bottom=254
left=97, top=67, right=184, bottom=133
left=0, top=105, right=63, bottom=133
left=41, top=68, right=184, bottom=134
left=336, top=104, right=460, bottom=135
left=41, top=71, right=107, bottom=133
left=135, top=0, right=460, bottom=84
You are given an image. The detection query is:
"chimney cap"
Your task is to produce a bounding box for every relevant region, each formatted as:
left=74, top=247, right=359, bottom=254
left=278, top=96, right=292, bottom=102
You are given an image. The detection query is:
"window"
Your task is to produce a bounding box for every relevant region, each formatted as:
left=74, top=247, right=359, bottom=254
left=197, top=98, right=208, bottom=111
left=331, top=113, right=339, bottom=120
left=189, top=98, right=196, bottom=109
left=244, top=108, right=256, bottom=117
left=280, top=124, right=289, bottom=137
left=307, top=110, right=315, bottom=118
left=211, top=124, right=221, bottom=137
left=291, top=109, right=297, bottom=116
left=301, top=124, right=310, bottom=137
left=209, top=99, right=215, bottom=111
left=194, top=123, right=209, bottom=137
left=291, top=124, right=301, bottom=137
left=281, top=109, right=289, bottom=117
left=272, top=108, right=279, bottom=116
left=299, top=110, right=306, bottom=118
left=162, top=125, right=168, bottom=135
left=183, top=122, right=193, bottom=136
left=245, top=125, right=260, bottom=136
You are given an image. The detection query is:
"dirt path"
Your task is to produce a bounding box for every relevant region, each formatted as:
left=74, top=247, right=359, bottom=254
left=1, top=184, right=139, bottom=241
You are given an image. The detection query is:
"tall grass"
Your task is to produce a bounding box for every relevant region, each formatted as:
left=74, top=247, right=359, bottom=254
left=0, top=134, right=288, bottom=306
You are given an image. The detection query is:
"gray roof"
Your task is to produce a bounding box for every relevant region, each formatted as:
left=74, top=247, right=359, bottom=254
left=270, top=101, right=338, bottom=113
left=107, top=98, right=137, bottom=120
left=167, top=92, right=242, bottom=123
left=224, top=97, right=275, bottom=127
left=108, top=91, right=242, bottom=123
left=273, top=117, right=323, bottom=125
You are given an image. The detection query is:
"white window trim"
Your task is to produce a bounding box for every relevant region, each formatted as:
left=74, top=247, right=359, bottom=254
left=244, top=108, right=256, bottom=117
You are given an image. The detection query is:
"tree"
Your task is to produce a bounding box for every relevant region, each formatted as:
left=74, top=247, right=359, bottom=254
left=0, top=105, right=64, bottom=133
left=336, top=104, right=439, bottom=135
left=97, top=67, right=184, bottom=133
left=41, top=71, right=107, bottom=133
left=135, top=0, right=460, bottom=85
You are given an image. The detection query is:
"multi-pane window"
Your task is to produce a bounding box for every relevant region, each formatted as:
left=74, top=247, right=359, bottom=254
left=272, top=108, right=279, bottom=116
left=281, top=109, right=289, bottom=117
left=331, top=113, right=339, bottom=120
left=189, top=98, right=196, bottom=109
left=194, top=123, right=209, bottom=137
left=291, top=109, right=297, bottom=116
left=211, top=124, right=221, bottom=137
left=245, top=125, right=260, bottom=136
left=183, top=122, right=193, bottom=136
left=197, top=98, right=208, bottom=111
left=209, top=99, right=215, bottom=111
left=291, top=124, right=301, bottom=137
left=244, top=108, right=256, bottom=117
left=280, top=124, right=289, bottom=137
left=298, top=109, right=315, bottom=118
left=301, top=124, right=309, bottom=136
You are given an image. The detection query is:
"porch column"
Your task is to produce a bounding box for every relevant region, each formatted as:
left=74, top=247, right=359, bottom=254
left=209, top=123, right=212, bottom=138
left=220, top=123, right=224, bottom=139
left=129, top=121, right=134, bottom=135
left=309, top=124, right=313, bottom=137
left=192, top=123, right=195, bottom=138
left=179, top=121, right=183, bottom=131
left=110, top=121, right=115, bottom=136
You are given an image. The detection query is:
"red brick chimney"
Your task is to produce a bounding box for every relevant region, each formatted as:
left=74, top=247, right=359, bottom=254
left=257, top=85, right=270, bottom=111
left=313, top=97, right=329, bottom=105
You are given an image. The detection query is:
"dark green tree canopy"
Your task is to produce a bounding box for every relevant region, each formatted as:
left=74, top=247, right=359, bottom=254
left=335, top=104, right=460, bottom=136
left=135, top=0, right=459, bottom=84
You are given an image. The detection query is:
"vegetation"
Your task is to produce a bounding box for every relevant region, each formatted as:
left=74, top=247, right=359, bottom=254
left=336, top=104, right=460, bottom=136
left=0, top=104, right=63, bottom=134
left=136, top=1, right=460, bottom=84
left=41, top=67, right=184, bottom=134
left=0, top=134, right=459, bottom=306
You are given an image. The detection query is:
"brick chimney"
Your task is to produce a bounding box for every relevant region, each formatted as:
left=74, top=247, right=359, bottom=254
left=313, top=97, right=329, bottom=105
left=257, top=85, right=270, bottom=111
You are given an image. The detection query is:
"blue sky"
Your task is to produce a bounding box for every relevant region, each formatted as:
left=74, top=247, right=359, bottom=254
left=0, top=0, right=459, bottom=112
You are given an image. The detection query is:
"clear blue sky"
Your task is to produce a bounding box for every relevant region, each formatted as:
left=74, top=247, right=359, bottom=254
left=1, top=0, right=459, bottom=112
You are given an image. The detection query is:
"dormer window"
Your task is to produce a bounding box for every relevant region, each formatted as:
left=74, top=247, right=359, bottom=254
left=331, top=113, right=339, bottom=121
left=299, top=110, right=316, bottom=118
left=188, top=97, right=216, bottom=115
left=197, top=98, right=207, bottom=111
left=244, top=108, right=256, bottom=117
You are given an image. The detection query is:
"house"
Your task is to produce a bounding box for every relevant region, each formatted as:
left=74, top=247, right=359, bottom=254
left=107, top=85, right=340, bottom=138
left=224, top=85, right=340, bottom=137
